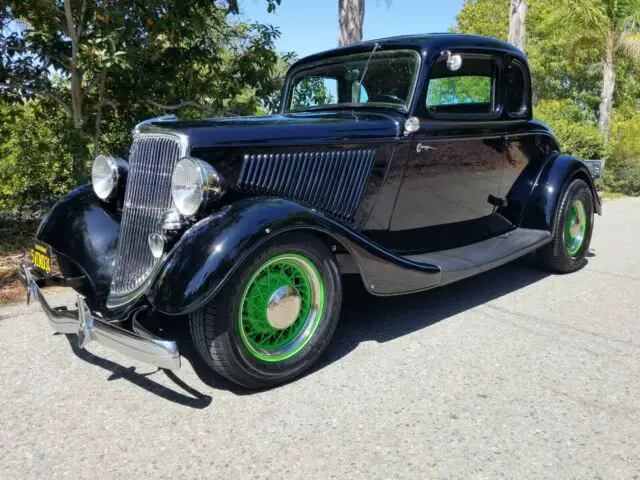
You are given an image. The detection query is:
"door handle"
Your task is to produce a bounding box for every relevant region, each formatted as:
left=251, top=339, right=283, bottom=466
left=416, top=143, right=436, bottom=153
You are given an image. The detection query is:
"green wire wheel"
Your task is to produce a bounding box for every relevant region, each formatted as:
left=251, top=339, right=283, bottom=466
left=565, top=198, right=587, bottom=257
left=189, top=232, right=342, bottom=389
left=238, top=253, right=325, bottom=362
left=537, top=178, right=594, bottom=273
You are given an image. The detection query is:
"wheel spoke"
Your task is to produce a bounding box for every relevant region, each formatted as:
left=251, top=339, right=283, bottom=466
left=237, top=253, right=324, bottom=362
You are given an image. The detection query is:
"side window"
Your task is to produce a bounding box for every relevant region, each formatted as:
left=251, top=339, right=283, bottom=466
left=506, top=60, right=529, bottom=117
left=427, top=76, right=492, bottom=107
left=424, top=55, right=500, bottom=119
left=290, top=77, right=338, bottom=109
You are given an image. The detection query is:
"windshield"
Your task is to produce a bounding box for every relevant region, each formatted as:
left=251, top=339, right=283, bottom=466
left=285, top=49, right=421, bottom=112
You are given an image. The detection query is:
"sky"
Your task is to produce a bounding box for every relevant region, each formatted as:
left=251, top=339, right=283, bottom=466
left=240, top=0, right=466, bottom=58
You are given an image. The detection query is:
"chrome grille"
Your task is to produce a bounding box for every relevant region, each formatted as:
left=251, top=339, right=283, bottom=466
left=109, top=135, right=182, bottom=298
left=237, top=149, right=376, bottom=222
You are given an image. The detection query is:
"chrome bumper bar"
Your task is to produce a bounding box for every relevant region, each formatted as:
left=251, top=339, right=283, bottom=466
left=20, top=263, right=180, bottom=371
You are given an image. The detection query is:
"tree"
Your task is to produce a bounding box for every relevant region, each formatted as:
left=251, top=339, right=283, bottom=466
left=453, top=0, right=509, bottom=41
left=508, top=0, right=527, bottom=51
left=0, top=0, right=284, bottom=183
left=338, top=0, right=391, bottom=46
left=454, top=0, right=606, bottom=158
left=552, top=0, right=640, bottom=142
left=292, top=77, right=335, bottom=108
left=0, top=99, right=75, bottom=208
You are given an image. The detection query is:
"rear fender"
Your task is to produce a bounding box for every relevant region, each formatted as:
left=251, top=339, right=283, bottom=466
left=520, top=154, right=602, bottom=232
left=147, top=198, right=441, bottom=316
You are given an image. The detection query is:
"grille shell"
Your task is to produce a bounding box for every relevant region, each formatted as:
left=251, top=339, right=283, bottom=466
left=108, top=134, right=185, bottom=303
left=237, top=149, right=377, bottom=222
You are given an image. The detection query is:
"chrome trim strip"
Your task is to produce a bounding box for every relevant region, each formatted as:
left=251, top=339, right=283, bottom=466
left=21, top=263, right=180, bottom=371
left=134, top=128, right=191, bottom=158
left=132, top=114, right=178, bottom=136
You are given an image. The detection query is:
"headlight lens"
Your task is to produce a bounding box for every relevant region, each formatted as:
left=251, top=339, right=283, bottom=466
left=171, top=157, right=225, bottom=217
left=92, top=154, right=127, bottom=201
left=92, top=154, right=118, bottom=200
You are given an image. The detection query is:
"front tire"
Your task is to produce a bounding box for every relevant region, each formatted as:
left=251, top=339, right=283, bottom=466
left=189, top=232, right=342, bottom=389
left=538, top=178, right=594, bottom=273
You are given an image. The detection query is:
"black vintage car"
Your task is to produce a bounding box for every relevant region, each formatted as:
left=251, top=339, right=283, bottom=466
left=21, top=34, right=602, bottom=389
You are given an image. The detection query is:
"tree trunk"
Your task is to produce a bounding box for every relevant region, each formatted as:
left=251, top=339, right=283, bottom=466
left=339, top=0, right=365, bottom=46
left=64, top=0, right=87, bottom=183
left=92, top=70, right=108, bottom=160
left=598, top=36, right=616, bottom=144
left=508, top=0, right=527, bottom=52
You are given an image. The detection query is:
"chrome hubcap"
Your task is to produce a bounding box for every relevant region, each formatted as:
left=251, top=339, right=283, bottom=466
left=266, top=285, right=302, bottom=330
left=566, top=199, right=587, bottom=257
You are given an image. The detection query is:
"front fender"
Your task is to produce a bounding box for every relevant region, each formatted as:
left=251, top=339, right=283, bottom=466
left=36, top=184, right=120, bottom=302
left=148, top=198, right=441, bottom=315
left=521, top=154, right=602, bottom=232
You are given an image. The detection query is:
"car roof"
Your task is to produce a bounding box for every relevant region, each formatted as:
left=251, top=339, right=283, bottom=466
left=290, top=33, right=527, bottom=70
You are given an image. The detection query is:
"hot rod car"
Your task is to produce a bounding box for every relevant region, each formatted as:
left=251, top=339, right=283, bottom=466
left=21, top=34, right=602, bottom=389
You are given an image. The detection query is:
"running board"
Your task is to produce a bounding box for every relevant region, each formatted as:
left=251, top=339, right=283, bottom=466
left=404, top=228, right=551, bottom=286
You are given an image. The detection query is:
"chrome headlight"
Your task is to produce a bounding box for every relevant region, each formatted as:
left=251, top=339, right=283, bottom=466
left=92, top=154, right=127, bottom=201
left=171, top=157, right=226, bottom=217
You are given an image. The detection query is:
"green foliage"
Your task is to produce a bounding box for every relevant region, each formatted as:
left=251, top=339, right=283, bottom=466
left=1, top=0, right=288, bottom=184
left=452, top=0, right=509, bottom=41
left=427, top=76, right=491, bottom=106
left=0, top=100, right=76, bottom=209
left=455, top=0, right=639, bottom=195
left=535, top=99, right=606, bottom=159
left=0, top=1, right=292, bottom=207
left=609, top=112, right=640, bottom=167
left=291, top=77, right=336, bottom=109
left=601, top=111, right=640, bottom=195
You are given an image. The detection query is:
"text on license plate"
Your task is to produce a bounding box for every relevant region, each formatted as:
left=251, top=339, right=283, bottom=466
left=31, top=242, right=52, bottom=275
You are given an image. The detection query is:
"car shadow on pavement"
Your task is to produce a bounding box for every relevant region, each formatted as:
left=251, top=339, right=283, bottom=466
left=61, top=333, right=215, bottom=408
left=313, top=254, right=552, bottom=373
left=182, top=254, right=553, bottom=394
left=61, top=254, right=553, bottom=403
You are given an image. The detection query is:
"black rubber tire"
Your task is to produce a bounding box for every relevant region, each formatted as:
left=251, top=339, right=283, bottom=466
left=538, top=178, right=594, bottom=273
left=189, top=232, right=342, bottom=389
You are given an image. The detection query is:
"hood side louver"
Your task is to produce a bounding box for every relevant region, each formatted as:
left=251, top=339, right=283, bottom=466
left=237, top=149, right=377, bottom=223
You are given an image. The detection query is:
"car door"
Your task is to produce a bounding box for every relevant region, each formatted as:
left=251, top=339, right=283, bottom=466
left=388, top=52, right=508, bottom=253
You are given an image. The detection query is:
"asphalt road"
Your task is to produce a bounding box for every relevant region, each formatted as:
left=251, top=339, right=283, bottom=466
left=1, top=198, right=639, bottom=479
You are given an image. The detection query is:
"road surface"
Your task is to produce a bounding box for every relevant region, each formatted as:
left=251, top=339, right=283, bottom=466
left=1, top=198, right=639, bottom=479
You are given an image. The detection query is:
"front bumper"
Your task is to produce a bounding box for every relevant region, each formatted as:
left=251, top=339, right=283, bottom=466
left=19, top=262, right=181, bottom=371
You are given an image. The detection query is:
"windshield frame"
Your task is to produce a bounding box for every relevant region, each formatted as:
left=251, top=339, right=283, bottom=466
left=282, top=48, right=422, bottom=114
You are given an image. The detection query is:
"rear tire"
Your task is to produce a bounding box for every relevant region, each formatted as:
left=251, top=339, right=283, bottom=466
left=538, top=178, right=594, bottom=273
left=189, top=232, right=342, bottom=389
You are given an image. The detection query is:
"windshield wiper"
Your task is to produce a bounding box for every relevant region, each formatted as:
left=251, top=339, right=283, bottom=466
left=355, top=42, right=381, bottom=102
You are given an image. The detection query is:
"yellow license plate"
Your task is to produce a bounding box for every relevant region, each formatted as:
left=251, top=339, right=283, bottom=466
left=30, top=241, right=52, bottom=276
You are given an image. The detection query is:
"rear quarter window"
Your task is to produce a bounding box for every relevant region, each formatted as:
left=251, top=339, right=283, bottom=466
left=506, top=60, right=530, bottom=117
left=427, top=76, right=492, bottom=107
left=421, top=54, right=502, bottom=120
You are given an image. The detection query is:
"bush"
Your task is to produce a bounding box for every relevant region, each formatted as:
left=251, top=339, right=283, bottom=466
left=601, top=169, right=640, bottom=196
left=0, top=101, right=77, bottom=210
left=608, top=112, right=640, bottom=168
left=534, top=99, right=606, bottom=160
left=601, top=112, right=640, bottom=196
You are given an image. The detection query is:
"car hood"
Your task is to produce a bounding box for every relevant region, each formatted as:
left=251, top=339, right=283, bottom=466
left=144, top=110, right=404, bottom=150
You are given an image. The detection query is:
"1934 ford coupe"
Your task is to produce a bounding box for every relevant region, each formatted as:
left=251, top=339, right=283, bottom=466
left=21, top=34, right=603, bottom=389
